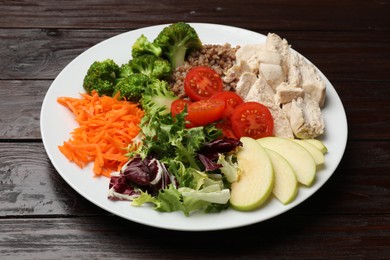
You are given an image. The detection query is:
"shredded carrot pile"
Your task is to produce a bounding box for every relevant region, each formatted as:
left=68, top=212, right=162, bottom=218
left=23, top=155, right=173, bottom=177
left=57, top=91, right=144, bottom=177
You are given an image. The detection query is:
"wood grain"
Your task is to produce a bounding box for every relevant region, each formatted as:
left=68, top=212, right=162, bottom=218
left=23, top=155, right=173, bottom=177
left=1, top=29, right=389, bottom=81
left=0, top=143, right=105, bottom=216
left=0, top=80, right=48, bottom=140
left=0, top=215, right=388, bottom=259
left=0, top=0, right=388, bottom=31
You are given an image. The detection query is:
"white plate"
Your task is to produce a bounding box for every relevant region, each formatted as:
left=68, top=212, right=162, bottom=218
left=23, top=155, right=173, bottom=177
left=40, top=23, right=348, bottom=231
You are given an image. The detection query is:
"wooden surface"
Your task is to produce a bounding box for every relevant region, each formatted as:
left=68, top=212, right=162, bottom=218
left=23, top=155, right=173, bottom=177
left=1, top=0, right=389, bottom=259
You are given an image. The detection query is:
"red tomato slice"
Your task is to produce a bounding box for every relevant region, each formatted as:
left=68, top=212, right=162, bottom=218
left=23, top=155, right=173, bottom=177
left=171, top=99, right=192, bottom=117
left=187, top=99, right=225, bottom=126
left=211, top=91, right=244, bottom=120
left=230, top=102, right=274, bottom=139
left=184, top=66, right=223, bottom=101
left=216, top=120, right=238, bottom=139
left=170, top=99, right=197, bottom=128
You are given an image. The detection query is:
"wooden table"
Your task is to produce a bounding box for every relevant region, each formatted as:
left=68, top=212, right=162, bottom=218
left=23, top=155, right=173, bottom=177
left=1, top=1, right=389, bottom=258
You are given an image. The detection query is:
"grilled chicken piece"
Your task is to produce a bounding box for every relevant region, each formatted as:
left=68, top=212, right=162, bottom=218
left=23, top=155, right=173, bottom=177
left=265, top=33, right=290, bottom=77
left=256, top=50, right=282, bottom=65
left=259, top=63, right=284, bottom=90
left=235, top=72, right=258, bottom=98
left=245, top=76, right=275, bottom=107
left=268, top=106, right=295, bottom=139
left=235, top=44, right=265, bottom=73
left=274, top=82, right=304, bottom=106
left=283, top=94, right=325, bottom=139
left=286, top=51, right=302, bottom=88
left=299, top=58, right=326, bottom=107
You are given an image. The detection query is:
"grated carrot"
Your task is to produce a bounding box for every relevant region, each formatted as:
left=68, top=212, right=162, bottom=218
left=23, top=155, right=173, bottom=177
left=57, top=91, right=144, bottom=177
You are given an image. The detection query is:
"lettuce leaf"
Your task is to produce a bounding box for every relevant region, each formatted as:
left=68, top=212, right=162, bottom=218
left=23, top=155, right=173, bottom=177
left=217, top=153, right=241, bottom=183
left=132, top=185, right=185, bottom=213
left=110, top=81, right=243, bottom=216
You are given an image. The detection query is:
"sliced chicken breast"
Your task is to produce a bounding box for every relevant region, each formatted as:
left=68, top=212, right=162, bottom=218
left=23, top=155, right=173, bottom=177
left=284, top=94, right=325, bottom=139
left=235, top=44, right=265, bottom=73
left=235, top=72, right=258, bottom=98
left=274, top=82, right=304, bottom=106
left=259, top=63, right=284, bottom=90
left=298, top=58, right=326, bottom=107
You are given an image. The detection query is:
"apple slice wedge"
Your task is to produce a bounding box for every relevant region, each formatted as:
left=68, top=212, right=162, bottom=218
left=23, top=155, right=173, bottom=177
left=230, top=137, right=274, bottom=211
left=304, top=139, right=328, bottom=154
left=292, top=139, right=325, bottom=166
left=264, top=148, right=298, bottom=204
left=257, top=137, right=316, bottom=186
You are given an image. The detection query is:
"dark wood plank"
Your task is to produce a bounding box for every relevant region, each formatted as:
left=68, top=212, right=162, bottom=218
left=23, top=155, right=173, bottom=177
left=0, top=214, right=388, bottom=259
left=0, top=141, right=389, bottom=217
left=0, top=142, right=105, bottom=216
left=0, top=0, right=389, bottom=31
left=0, top=80, right=48, bottom=140
left=1, top=29, right=389, bottom=81
left=336, top=81, right=390, bottom=140
left=0, top=29, right=122, bottom=80
left=299, top=140, right=390, bottom=214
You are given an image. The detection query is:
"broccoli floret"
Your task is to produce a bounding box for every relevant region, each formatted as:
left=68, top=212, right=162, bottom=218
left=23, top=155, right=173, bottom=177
left=128, top=54, right=172, bottom=79
left=132, top=34, right=162, bottom=58
left=117, top=63, right=133, bottom=79
left=114, top=73, right=150, bottom=102
left=83, top=59, right=120, bottom=96
left=153, top=22, right=202, bottom=69
left=152, top=58, right=173, bottom=79
left=117, top=55, right=171, bottom=81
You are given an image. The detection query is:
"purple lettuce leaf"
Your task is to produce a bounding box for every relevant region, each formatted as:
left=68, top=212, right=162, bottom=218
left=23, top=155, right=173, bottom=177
left=197, top=137, right=242, bottom=171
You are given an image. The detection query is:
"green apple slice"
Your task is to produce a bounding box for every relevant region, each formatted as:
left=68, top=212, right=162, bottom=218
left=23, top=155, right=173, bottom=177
left=257, top=137, right=316, bottom=186
left=292, top=139, right=325, bottom=166
left=264, top=148, right=298, bottom=204
left=303, top=139, right=328, bottom=154
left=230, top=137, right=274, bottom=211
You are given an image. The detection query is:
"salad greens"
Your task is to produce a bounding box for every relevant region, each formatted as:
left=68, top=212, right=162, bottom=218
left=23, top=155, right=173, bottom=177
left=108, top=79, right=241, bottom=215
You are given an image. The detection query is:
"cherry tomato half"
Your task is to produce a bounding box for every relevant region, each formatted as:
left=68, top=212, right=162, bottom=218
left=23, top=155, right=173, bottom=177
left=211, top=91, right=244, bottom=120
left=184, top=66, right=223, bottom=101
left=170, top=99, right=197, bottom=128
left=171, top=99, right=192, bottom=117
left=187, top=99, right=225, bottom=126
left=216, top=120, right=238, bottom=139
left=230, top=102, right=274, bottom=139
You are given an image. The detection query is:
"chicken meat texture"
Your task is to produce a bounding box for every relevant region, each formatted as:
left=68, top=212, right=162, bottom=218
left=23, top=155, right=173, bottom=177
left=224, top=33, right=326, bottom=139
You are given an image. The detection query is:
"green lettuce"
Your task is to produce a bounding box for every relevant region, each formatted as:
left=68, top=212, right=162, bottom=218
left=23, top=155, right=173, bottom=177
left=124, top=79, right=235, bottom=216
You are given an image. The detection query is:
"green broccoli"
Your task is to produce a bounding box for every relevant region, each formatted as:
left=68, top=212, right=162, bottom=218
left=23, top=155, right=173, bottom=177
left=83, top=59, right=120, bottom=96
left=117, top=63, right=133, bottom=79
left=153, top=22, right=202, bottom=69
left=113, top=73, right=150, bottom=103
left=127, top=54, right=172, bottom=79
left=132, top=34, right=162, bottom=58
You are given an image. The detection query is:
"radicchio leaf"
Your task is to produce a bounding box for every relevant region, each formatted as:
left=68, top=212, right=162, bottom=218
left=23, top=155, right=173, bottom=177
left=198, top=153, right=222, bottom=171
left=197, top=137, right=242, bottom=171
left=108, top=175, right=141, bottom=201
left=108, top=155, right=176, bottom=201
